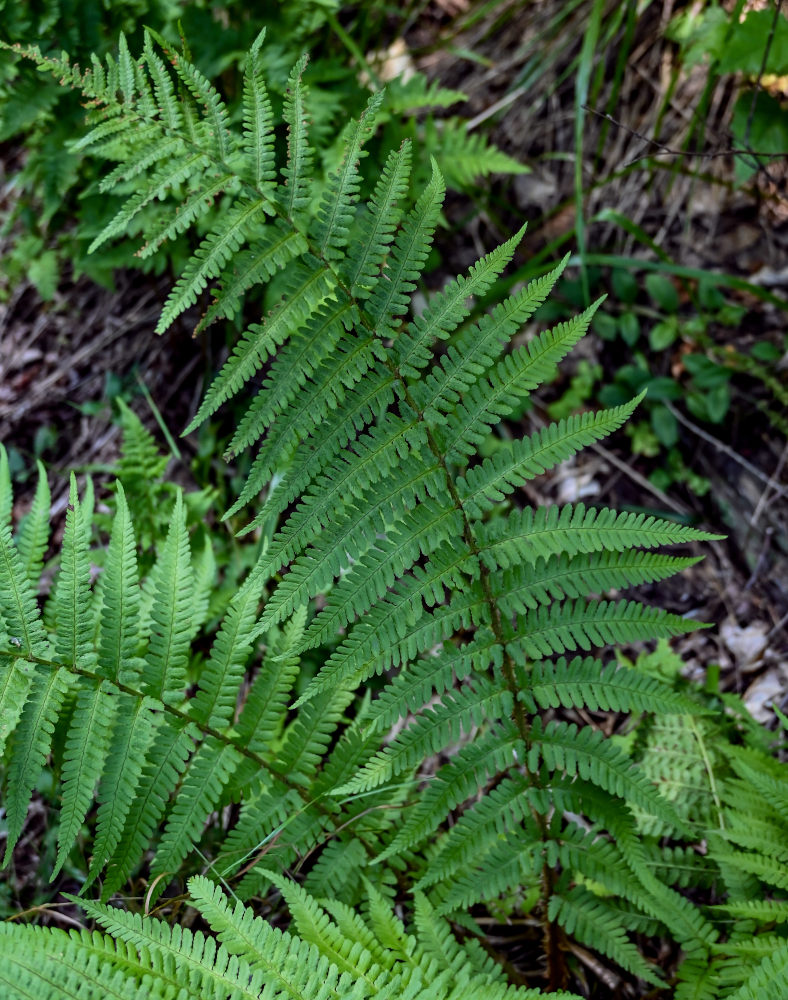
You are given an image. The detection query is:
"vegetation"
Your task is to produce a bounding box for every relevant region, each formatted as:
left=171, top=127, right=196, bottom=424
left=0, top=5, right=786, bottom=998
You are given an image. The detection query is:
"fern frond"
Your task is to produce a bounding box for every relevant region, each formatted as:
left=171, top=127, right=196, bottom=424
left=529, top=718, right=687, bottom=829
left=367, top=161, right=445, bottom=336
left=280, top=53, right=313, bottom=222
left=413, top=255, right=568, bottom=425
left=429, top=118, right=528, bottom=188
left=187, top=258, right=333, bottom=432
left=147, top=28, right=233, bottom=162
left=345, top=142, right=412, bottom=296
left=248, top=412, right=429, bottom=570
left=157, top=197, right=269, bottom=333
left=476, top=501, right=721, bottom=570
left=187, top=874, right=363, bottom=999
left=235, top=607, right=306, bottom=754
left=0, top=921, right=174, bottom=1000
left=439, top=300, right=600, bottom=463
left=458, top=393, right=645, bottom=518
left=241, top=28, right=275, bottom=190
left=51, top=476, right=94, bottom=669
left=297, top=500, right=464, bottom=649
left=229, top=355, right=395, bottom=522
left=492, top=550, right=702, bottom=616
left=196, top=226, right=312, bottom=334
left=378, top=723, right=523, bottom=861
left=136, top=169, right=238, bottom=262
left=224, top=301, right=357, bottom=458
left=140, top=491, right=193, bottom=704
left=14, top=460, right=50, bottom=591
left=261, top=869, right=388, bottom=990
left=338, top=677, right=513, bottom=794
left=190, top=563, right=264, bottom=729
left=3, top=666, right=73, bottom=864
left=0, top=655, right=35, bottom=760
left=725, top=943, right=788, bottom=1000
left=394, top=225, right=526, bottom=378
left=0, top=444, right=11, bottom=530
left=53, top=679, right=118, bottom=878
left=313, top=91, right=382, bottom=258
left=0, top=461, right=49, bottom=658
left=434, top=825, right=543, bottom=916
left=509, top=598, right=705, bottom=659
left=523, top=656, right=701, bottom=715
left=151, top=737, right=242, bottom=884
left=96, top=484, right=142, bottom=686
left=100, top=718, right=195, bottom=897
left=276, top=684, right=356, bottom=786
left=142, top=31, right=182, bottom=131
left=549, top=888, right=664, bottom=986
left=90, top=150, right=212, bottom=254
left=85, top=694, right=162, bottom=892
left=364, top=630, right=501, bottom=734
left=416, top=772, right=534, bottom=890
left=296, top=543, right=481, bottom=704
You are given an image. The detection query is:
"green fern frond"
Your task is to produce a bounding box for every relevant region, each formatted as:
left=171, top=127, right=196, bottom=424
left=509, top=598, right=705, bottom=659
left=0, top=453, right=49, bottom=657
left=338, top=677, right=513, bottom=794
left=96, top=484, right=143, bottom=686
left=458, top=393, right=645, bottom=518
left=151, top=737, right=242, bottom=884
left=313, top=91, right=382, bottom=258
left=725, top=943, right=788, bottom=1000
left=345, top=142, right=412, bottom=296
left=52, top=476, right=95, bottom=670
left=100, top=718, right=195, bottom=898
left=280, top=53, right=314, bottom=223
left=157, top=197, right=270, bottom=333
left=1, top=31, right=734, bottom=991
left=378, top=723, right=523, bottom=861
left=14, top=460, right=50, bottom=591
left=241, top=28, right=276, bottom=190
left=140, top=491, right=193, bottom=704
left=523, top=656, right=701, bottom=714
left=529, top=718, right=687, bottom=829
left=477, top=501, right=721, bottom=569
left=549, top=888, right=664, bottom=986
left=439, top=299, right=601, bottom=463
left=367, top=161, right=445, bottom=336
left=3, top=666, right=73, bottom=865
left=428, top=118, right=528, bottom=189
left=414, top=255, right=569, bottom=426
left=491, top=550, right=702, bottom=615
left=53, top=679, right=118, bottom=878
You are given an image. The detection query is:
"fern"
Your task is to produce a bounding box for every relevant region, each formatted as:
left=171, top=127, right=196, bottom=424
left=0, top=30, right=765, bottom=996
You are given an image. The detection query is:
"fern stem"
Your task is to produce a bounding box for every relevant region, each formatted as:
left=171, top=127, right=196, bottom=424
left=387, top=365, right=567, bottom=988
left=0, top=649, right=384, bottom=872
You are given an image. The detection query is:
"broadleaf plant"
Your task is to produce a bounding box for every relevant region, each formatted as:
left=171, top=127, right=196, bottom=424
left=1, top=29, right=784, bottom=999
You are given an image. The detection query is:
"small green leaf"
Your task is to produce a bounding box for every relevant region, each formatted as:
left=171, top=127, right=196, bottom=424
left=649, top=318, right=678, bottom=351
left=619, top=312, right=640, bottom=345
left=750, top=341, right=781, bottom=362
left=651, top=405, right=678, bottom=447
left=646, top=274, right=679, bottom=313
left=611, top=268, right=638, bottom=305
left=592, top=312, right=618, bottom=341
